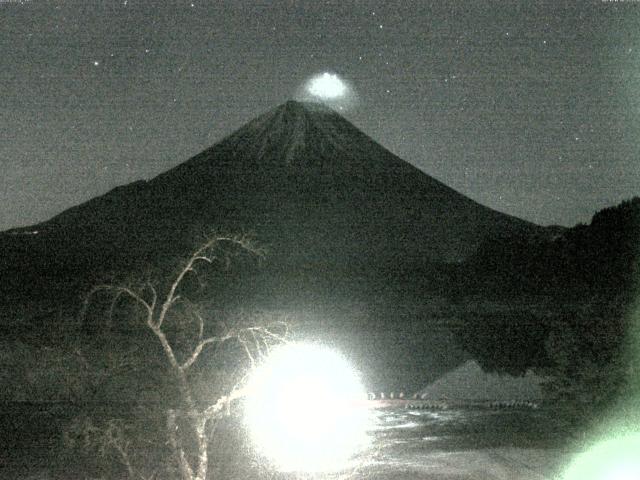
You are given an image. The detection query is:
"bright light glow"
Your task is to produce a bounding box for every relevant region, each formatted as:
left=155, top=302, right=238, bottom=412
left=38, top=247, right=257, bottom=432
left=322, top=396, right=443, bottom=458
left=296, top=72, right=357, bottom=110
left=244, top=343, right=371, bottom=472
left=307, top=72, right=347, bottom=99
left=562, top=433, right=640, bottom=480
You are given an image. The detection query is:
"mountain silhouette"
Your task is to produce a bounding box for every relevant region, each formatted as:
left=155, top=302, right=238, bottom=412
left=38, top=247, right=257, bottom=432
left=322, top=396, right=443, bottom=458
left=0, top=100, right=547, bottom=389
left=3, top=101, right=538, bottom=277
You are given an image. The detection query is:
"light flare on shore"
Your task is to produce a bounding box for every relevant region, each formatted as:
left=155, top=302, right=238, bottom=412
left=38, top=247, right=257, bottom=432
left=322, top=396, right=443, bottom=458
left=244, top=343, right=371, bottom=472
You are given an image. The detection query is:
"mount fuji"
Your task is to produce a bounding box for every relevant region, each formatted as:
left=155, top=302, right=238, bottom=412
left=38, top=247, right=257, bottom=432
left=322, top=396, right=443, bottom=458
left=3, top=100, right=538, bottom=282
left=0, top=101, right=548, bottom=389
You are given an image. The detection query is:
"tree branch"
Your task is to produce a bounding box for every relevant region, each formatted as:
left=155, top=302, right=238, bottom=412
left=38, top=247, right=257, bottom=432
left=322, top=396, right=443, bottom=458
left=82, top=284, right=153, bottom=326
left=237, top=333, right=256, bottom=369
left=155, top=234, right=262, bottom=330
left=202, top=384, right=247, bottom=422
left=144, top=281, right=158, bottom=313
left=180, top=335, right=232, bottom=371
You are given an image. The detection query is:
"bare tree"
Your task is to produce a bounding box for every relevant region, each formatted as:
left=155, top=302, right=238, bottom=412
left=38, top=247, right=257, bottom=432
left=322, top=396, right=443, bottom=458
left=79, top=234, right=288, bottom=480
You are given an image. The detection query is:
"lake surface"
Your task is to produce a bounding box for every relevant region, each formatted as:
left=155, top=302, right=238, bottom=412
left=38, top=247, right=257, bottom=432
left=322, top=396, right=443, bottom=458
left=368, top=406, right=568, bottom=451
left=343, top=406, right=575, bottom=480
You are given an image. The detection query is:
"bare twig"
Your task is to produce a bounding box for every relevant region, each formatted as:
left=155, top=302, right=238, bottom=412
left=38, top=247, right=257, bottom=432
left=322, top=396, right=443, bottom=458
left=82, top=284, right=153, bottom=325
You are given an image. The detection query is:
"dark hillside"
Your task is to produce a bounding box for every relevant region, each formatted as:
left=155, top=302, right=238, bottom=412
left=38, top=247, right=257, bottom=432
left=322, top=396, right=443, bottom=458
left=460, top=197, right=640, bottom=299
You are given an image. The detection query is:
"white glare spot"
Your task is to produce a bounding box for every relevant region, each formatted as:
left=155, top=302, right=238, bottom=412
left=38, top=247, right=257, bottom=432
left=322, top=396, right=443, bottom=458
left=244, top=343, right=371, bottom=472
left=561, top=433, right=640, bottom=480
left=306, top=72, right=347, bottom=99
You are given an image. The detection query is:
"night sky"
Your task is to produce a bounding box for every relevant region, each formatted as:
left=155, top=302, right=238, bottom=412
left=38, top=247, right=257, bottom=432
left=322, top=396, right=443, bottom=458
left=2, top=0, right=639, bottom=230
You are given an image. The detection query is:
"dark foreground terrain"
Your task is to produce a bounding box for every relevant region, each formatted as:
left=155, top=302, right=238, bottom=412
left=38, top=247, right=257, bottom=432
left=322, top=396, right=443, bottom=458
left=1, top=402, right=580, bottom=479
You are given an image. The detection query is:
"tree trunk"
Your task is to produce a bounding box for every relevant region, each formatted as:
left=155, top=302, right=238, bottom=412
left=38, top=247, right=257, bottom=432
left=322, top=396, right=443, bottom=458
left=194, top=416, right=209, bottom=480
left=167, top=409, right=195, bottom=480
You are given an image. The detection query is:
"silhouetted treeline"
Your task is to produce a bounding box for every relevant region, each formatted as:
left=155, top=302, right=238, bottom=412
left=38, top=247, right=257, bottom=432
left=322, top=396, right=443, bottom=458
left=458, top=197, right=640, bottom=299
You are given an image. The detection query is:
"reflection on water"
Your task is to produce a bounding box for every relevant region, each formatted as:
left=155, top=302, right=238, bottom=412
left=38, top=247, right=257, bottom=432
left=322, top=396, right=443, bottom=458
left=352, top=405, right=570, bottom=469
